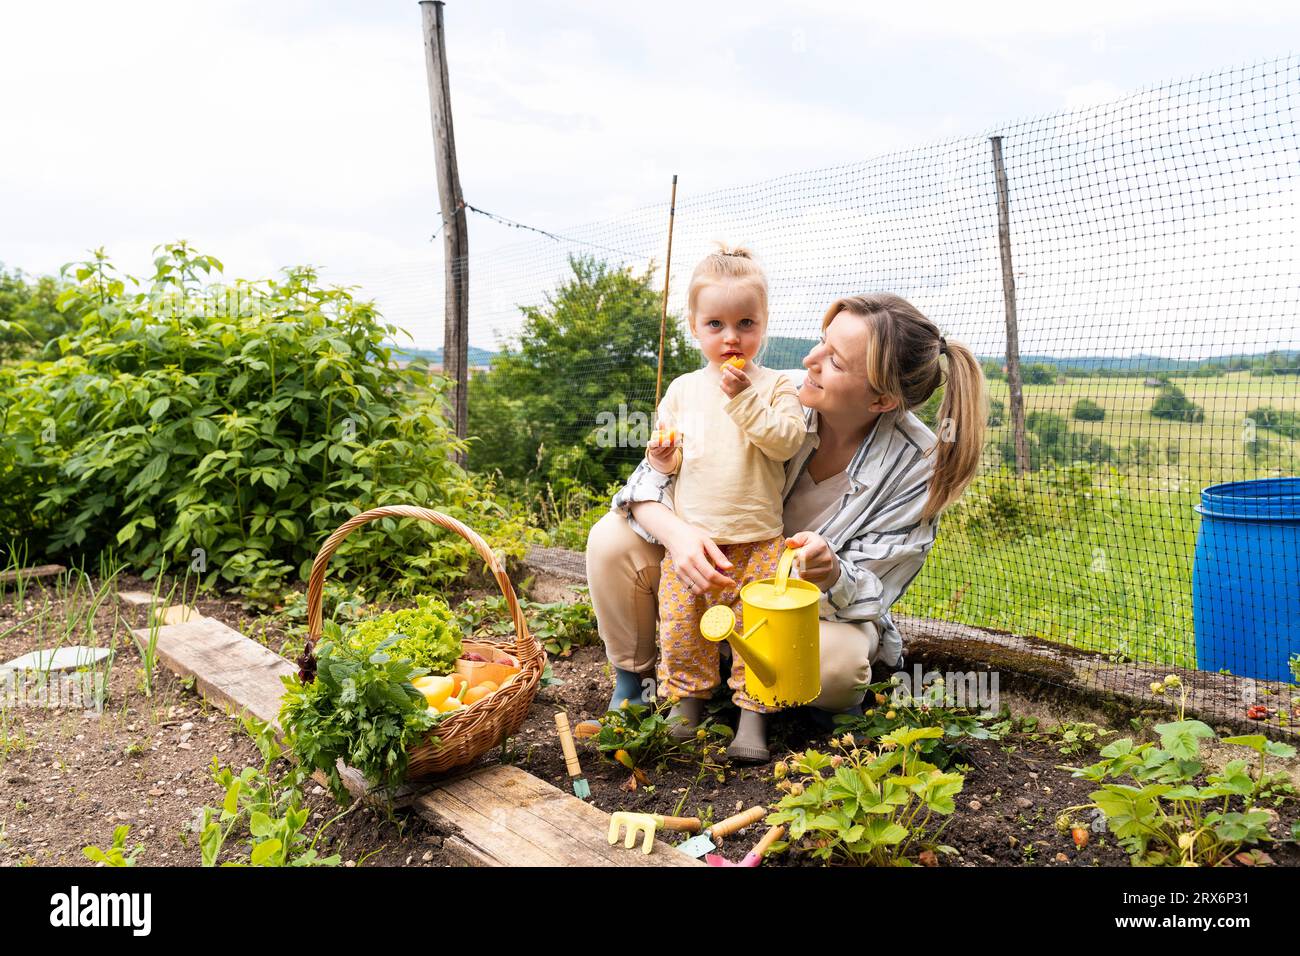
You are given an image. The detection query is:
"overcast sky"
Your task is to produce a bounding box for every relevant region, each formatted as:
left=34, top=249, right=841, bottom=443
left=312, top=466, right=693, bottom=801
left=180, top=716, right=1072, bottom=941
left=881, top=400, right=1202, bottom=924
left=3, top=1, right=1298, bottom=354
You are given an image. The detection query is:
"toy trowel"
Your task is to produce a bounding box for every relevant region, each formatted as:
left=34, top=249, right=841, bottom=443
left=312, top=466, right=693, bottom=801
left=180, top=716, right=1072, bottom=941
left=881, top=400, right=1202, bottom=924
left=676, top=805, right=766, bottom=858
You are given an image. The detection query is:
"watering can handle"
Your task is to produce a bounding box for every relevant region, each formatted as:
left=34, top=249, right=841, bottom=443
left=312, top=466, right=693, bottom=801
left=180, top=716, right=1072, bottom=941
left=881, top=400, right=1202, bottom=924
left=774, top=544, right=800, bottom=593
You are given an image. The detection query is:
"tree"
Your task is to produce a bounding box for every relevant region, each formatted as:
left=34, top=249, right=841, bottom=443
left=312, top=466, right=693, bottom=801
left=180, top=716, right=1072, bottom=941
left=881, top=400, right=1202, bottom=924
left=466, top=255, right=698, bottom=490
left=1000, top=410, right=1114, bottom=470
left=1150, top=383, right=1204, bottom=423
left=1022, top=363, right=1056, bottom=385
left=0, top=264, right=66, bottom=359
left=1072, top=398, right=1105, bottom=421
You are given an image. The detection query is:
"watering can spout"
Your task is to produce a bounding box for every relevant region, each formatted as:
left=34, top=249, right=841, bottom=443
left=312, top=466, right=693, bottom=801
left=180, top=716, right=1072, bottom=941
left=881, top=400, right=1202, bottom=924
left=697, top=552, right=821, bottom=708
left=699, top=606, right=777, bottom=686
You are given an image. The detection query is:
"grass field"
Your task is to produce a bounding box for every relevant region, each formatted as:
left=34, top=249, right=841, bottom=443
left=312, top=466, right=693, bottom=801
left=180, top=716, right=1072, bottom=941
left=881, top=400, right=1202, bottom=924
left=986, top=372, right=1300, bottom=482
left=898, top=485, right=1200, bottom=667
left=899, top=371, right=1297, bottom=667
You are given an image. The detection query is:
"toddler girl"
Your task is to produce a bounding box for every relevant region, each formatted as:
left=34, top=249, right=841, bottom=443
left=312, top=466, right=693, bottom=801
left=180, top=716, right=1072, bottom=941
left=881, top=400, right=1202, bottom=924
left=646, top=244, right=805, bottom=762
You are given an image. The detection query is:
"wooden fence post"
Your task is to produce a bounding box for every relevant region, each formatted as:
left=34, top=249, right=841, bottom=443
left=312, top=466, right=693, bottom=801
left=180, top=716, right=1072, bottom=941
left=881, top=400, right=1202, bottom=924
left=990, top=135, right=1029, bottom=476
left=421, top=0, right=469, bottom=462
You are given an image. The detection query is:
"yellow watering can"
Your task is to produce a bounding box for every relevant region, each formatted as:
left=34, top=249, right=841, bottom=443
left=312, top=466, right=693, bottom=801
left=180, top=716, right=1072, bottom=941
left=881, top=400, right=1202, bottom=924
left=699, top=546, right=821, bottom=708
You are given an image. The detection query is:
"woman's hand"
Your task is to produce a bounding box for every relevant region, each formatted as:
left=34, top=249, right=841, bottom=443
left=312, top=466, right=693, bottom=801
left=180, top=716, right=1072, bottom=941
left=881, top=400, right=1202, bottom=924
left=784, top=531, right=841, bottom=591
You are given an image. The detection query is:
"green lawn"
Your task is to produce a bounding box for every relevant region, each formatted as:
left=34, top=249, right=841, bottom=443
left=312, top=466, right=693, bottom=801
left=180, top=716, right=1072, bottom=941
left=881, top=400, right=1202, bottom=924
left=900, top=371, right=1298, bottom=666
left=899, top=485, right=1200, bottom=667
left=986, top=372, right=1300, bottom=481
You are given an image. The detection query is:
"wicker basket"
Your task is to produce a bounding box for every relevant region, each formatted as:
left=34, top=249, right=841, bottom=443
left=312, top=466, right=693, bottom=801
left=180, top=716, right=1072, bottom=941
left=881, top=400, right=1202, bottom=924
left=301, top=505, right=543, bottom=778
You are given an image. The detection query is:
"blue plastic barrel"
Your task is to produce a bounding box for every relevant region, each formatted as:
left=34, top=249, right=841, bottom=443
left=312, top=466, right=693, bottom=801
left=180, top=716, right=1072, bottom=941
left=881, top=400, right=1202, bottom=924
left=1193, top=477, right=1300, bottom=682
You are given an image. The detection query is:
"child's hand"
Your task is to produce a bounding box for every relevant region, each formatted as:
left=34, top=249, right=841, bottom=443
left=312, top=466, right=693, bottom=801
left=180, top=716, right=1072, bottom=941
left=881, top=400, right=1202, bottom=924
left=720, top=361, right=752, bottom=399
left=647, top=418, right=682, bottom=474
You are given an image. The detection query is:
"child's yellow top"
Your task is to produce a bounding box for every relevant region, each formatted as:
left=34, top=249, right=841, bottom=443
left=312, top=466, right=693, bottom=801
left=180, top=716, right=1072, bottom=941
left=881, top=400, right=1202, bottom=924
left=653, top=363, right=806, bottom=545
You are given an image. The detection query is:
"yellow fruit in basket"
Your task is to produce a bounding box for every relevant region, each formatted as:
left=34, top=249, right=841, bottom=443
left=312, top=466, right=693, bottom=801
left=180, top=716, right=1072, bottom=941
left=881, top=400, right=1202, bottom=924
left=413, top=675, right=455, bottom=707
left=464, top=682, right=499, bottom=706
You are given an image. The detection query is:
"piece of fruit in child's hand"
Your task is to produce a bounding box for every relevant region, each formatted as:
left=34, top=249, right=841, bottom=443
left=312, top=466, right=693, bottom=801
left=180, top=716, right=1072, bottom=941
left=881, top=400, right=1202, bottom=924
left=650, top=427, right=678, bottom=446
left=723, top=356, right=746, bottom=369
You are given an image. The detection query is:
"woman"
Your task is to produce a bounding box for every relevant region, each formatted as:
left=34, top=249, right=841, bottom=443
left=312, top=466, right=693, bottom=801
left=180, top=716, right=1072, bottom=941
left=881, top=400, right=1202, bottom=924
left=581, top=294, right=986, bottom=761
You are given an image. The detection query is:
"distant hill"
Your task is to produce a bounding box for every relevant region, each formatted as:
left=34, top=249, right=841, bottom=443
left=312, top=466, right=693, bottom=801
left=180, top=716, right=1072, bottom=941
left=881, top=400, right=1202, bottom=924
left=389, top=345, right=499, bottom=367
left=992, top=350, right=1300, bottom=373
left=387, top=340, right=1297, bottom=375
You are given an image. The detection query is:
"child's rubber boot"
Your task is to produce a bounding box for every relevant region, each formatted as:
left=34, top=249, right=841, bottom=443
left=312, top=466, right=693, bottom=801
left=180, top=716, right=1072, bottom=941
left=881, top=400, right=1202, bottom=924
left=727, top=709, right=770, bottom=763
left=575, top=666, right=648, bottom=736
left=668, top=697, right=705, bottom=739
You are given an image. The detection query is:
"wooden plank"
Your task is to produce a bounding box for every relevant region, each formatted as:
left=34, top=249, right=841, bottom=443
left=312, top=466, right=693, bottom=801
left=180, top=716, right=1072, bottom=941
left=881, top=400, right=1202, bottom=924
left=0, top=564, right=65, bottom=584
left=420, top=765, right=700, bottom=866
left=143, top=615, right=703, bottom=866
left=117, top=590, right=164, bottom=607
left=158, top=604, right=199, bottom=625
left=145, top=615, right=293, bottom=726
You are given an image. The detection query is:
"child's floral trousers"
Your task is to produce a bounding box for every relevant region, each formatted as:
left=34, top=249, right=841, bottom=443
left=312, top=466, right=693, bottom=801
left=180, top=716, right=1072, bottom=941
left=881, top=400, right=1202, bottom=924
left=656, top=534, right=785, bottom=714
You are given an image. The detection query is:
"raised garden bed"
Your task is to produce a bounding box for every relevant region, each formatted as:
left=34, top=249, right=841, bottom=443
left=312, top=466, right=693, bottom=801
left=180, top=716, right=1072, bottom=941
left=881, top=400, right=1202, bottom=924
left=3, top=570, right=1298, bottom=868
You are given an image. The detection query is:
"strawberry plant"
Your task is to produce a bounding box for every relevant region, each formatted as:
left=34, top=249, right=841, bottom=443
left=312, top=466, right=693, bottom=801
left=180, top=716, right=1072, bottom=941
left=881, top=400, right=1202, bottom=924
left=836, top=678, right=1001, bottom=768
left=767, top=728, right=965, bottom=866
left=587, top=698, right=731, bottom=786
left=1059, top=674, right=1296, bottom=866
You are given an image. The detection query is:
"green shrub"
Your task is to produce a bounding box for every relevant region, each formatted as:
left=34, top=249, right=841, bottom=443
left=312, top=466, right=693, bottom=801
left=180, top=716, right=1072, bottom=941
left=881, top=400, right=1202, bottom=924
left=987, top=398, right=1005, bottom=427
left=1021, top=363, right=1057, bottom=385
left=0, top=264, right=68, bottom=360
left=999, top=412, right=1114, bottom=470
left=1072, top=398, right=1105, bottom=421
left=948, top=463, right=1101, bottom=542
left=0, top=243, right=542, bottom=601
left=1250, top=405, right=1300, bottom=440
left=1150, top=383, right=1204, bottom=422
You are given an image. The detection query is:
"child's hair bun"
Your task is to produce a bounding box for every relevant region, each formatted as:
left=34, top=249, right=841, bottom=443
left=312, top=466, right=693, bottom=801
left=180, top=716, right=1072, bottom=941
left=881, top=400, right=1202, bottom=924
left=713, top=241, right=755, bottom=260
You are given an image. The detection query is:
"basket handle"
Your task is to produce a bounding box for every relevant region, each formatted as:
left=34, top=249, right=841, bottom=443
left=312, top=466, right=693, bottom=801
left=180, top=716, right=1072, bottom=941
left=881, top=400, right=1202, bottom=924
left=301, top=505, right=538, bottom=667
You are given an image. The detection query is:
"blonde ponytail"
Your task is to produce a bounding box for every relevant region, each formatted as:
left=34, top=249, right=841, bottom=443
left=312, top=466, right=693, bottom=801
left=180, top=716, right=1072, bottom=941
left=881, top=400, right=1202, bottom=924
left=818, top=294, right=987, bottom=522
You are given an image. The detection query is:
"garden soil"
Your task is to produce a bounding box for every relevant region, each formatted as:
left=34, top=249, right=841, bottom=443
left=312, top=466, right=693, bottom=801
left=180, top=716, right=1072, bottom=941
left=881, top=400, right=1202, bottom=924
left=3, top=575, right=1297, bottom=868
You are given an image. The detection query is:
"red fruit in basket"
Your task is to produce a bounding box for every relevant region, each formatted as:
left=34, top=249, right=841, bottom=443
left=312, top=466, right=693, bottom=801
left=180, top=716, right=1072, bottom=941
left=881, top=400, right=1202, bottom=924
left=463, top=652, right=487, bottom=662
